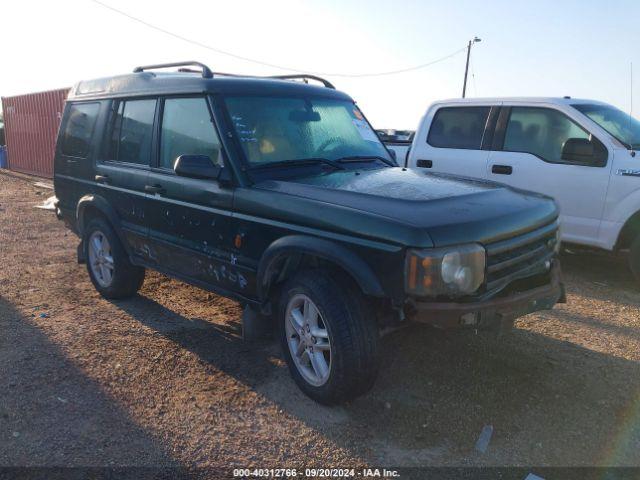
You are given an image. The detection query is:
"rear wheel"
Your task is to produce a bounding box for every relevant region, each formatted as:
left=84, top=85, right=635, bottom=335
left=83, top=218, right=145, bottom=299
left=278, top=269, right=379, bottom=405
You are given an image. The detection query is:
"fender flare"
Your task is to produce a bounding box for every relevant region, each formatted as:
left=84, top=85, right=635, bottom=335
left=256, top=235, right=385, bottom=302
left=76, top=194, right=130, bottom=254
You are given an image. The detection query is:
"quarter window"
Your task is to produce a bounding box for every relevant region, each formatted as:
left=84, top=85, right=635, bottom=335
left=427, top=107, right=490, bottom=149
left=503, top=107, right=590, bottom=163
left=60, top=103, right=100, bottom=158
left=159, top=97, right=222, bottom=170
left=108, top=99, right=157, bottom=165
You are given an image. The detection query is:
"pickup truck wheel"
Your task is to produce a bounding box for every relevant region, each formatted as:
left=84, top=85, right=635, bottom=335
left=629, top=236, right=640, bottom=283
left=278, top=269, right=379, bottom=405
left=83, top=218, right=145, bottom=299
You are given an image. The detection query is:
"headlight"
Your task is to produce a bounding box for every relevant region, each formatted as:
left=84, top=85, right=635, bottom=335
left=405, top=244, right=486, bottom=297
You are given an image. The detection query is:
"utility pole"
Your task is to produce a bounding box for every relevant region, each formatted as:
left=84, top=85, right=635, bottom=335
left=462, top=36, right=481, bottom=98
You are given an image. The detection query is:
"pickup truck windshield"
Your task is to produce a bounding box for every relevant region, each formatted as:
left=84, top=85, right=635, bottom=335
left=224, top=95, right=391, bottom=168
left=573, top=103, right=640, bottom=149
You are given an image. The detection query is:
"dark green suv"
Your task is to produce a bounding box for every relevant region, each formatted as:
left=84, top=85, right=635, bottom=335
left=54, top=62, right=564, bottom=404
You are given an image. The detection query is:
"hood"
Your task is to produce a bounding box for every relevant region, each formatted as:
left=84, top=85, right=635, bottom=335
left=249, top=167, right=558, bottom=247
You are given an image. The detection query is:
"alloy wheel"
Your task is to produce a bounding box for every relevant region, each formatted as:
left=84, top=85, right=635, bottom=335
left=285, top=294, right=332, bottom=387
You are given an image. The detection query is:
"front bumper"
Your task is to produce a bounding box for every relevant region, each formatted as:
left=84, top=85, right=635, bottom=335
left=406, top=263, right=564, bottom=330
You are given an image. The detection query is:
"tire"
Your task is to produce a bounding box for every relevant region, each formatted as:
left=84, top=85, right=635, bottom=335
left=629, top=235, right=640, bottom=283
left=83, top=217, right=145, bottom=299
left=277, top=269, right=379, bottom=405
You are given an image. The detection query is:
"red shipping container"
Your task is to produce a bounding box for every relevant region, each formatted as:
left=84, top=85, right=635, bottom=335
left=1, top=88, right=69, bottom=178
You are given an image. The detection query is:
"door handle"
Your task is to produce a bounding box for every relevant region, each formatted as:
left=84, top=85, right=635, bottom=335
left=145, top=184, right=165, bottom=194
left=491, top=164, right=513, bottom=175
left=417, top=159, right=433, bottom=168
left=95, top=175, right=110, bottom=184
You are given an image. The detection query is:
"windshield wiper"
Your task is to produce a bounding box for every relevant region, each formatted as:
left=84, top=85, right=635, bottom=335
left=249, top=158, right=344, bottom=171
left=336, top=155, right=394, bottom=166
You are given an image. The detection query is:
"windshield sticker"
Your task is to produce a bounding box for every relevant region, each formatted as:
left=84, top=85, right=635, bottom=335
left=353, top=108, right=364, bottom=120
left=232, top=115, right=258, bottom=143
left=352, top=119, right=379, bottom=143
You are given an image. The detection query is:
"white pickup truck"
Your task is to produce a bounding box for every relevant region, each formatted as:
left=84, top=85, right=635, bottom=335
left=404, top=97, right=640, bottom=280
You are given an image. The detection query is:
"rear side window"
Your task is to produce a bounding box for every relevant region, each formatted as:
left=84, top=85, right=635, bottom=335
left=427, top=107, right=490, bottom=149
left=60, top=103, right=100, bottom=158
left=503, top=107, right=590, bottom=163
left=108, top=99, right=157, bottom=165
left=159, top=97, right=222, bottom=170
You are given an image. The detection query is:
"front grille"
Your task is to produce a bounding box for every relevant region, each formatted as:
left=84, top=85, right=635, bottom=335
left=485, top=220, right=558, bottom=291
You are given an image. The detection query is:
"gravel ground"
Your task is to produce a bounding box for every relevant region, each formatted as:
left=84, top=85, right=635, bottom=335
left=1, top=170, right=639, bottom=473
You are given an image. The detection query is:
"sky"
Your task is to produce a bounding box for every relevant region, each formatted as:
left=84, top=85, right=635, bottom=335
left=1, top=0, right=639, bottom=129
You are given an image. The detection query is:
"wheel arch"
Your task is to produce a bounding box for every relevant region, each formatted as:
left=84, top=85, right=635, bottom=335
left=616, top=209, right=640, bottom=250
left=76, top=195, right=131, bottom=256
left=256, top=235, right=386, bottom=303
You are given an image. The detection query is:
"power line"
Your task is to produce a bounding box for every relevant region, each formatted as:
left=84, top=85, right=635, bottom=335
left=91, top=0, right=467, bottom=78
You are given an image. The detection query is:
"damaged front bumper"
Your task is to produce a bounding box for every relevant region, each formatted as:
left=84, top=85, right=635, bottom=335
left=405, top=263, right=565, bottom=331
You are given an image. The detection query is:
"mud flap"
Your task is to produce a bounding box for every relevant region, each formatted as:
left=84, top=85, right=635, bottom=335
left=241, top=305, right=272, bottom=340
left=558, top=283, right=567, bottom=303
left=77, top=241, right=85, bottom=264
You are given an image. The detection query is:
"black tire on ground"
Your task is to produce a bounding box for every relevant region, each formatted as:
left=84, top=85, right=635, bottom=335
left=629, top=235, right=640, bottom=283
left=277, top=269, right=379, bottom=405
left=83, top=217, right=145, bottom=299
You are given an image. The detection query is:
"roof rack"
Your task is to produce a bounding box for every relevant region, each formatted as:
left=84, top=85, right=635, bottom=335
left=211, top=71, right=335, bottom=89
left=268, top=75, right=335, bottom=89
left=133, top=61, right=213, bottom=78
left=132, top=61, right=335, bottom=89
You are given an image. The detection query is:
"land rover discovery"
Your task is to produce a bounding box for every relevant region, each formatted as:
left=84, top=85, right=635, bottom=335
left=53, top=62, right=565, bottom=404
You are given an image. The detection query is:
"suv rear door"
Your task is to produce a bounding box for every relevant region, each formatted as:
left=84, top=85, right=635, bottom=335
left=143, top=96, right=243, bottom=294
left=487, top=105, right=612, bottom=245
left=95, top=98, right=156, bottom=253
left=414, top=103, right=499, bottom=178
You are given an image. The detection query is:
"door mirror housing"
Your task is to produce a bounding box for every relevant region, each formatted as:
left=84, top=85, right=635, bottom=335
left=174, top=154, right=221, bottom=180
left=561, top=138, right=595, bottom=163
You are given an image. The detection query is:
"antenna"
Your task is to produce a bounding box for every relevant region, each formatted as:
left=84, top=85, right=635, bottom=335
left=630, top=62, right=636, bottom=156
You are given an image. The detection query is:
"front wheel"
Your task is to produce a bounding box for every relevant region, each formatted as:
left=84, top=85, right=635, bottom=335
left=629, top=235, right=640, bottom=283
left=278, top=270, right=379, bottom=405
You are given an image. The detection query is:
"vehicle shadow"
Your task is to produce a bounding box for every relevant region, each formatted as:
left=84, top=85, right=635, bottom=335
left=111, top=291, right=640, bottom=467
left=0, top=297, right=180, bottom=475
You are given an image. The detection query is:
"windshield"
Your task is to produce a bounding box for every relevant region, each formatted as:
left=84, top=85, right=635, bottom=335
left=224, top=95, right=391, bottom=168
left=573, top=103, right=640, bottom=149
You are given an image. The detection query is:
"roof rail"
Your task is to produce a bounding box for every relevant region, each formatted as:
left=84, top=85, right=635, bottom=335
left=132, top=62, right=335, bottom=88
left=267, top=75, right=335, bottom=89
left=211, top=72, right=335, bottom=89
left=133, top=61, right=213, bottom=78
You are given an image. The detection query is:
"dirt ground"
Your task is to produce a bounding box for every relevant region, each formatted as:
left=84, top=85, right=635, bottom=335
left=1, top=170, right=639, bottom=474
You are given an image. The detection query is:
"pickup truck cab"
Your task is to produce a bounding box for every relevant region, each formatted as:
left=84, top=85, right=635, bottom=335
left=406, top=97, right=640, bottom=280
left=54, top=64, right=564, bottom=404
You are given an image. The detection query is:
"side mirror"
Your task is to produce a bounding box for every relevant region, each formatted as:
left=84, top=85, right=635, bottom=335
left=174, top=154, right=221, bottom=180
left=561, top=138, right=595, bottom=163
